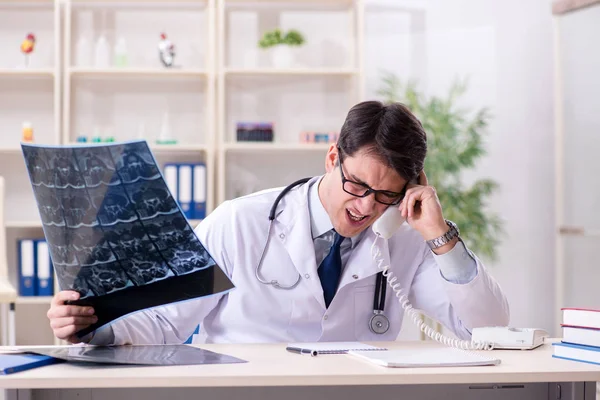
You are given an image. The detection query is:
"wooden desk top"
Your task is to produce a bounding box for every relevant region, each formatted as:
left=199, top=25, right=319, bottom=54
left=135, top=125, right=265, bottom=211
left=0, top=340, right=598, bottom=389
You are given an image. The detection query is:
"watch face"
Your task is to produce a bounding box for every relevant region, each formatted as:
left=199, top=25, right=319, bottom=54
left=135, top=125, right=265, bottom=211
left=446, top=220, right=459, bottom=234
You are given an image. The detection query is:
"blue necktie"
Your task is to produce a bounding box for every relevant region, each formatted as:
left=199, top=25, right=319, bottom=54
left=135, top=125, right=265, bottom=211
left=318, top=231, right=345, bottom=308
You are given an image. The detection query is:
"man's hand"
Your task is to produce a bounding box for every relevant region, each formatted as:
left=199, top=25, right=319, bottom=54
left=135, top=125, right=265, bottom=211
left=47, top=291, right=97, bottom=343
left=398, top=171, right=458, bottom=254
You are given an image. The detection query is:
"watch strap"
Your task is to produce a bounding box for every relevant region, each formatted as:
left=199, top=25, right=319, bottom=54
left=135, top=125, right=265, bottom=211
left=426, top=220, right=459, bottom=250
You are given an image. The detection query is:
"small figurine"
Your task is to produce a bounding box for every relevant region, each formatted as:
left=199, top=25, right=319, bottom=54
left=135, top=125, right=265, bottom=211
left=20, top=33, right=36, bottom=67
left=22, top=122, right=34, bottom=143
left=158, top=33, right=175, bottom=67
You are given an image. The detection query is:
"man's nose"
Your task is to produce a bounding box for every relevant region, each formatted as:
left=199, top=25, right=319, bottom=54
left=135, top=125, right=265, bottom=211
left=355, top=194, right=377, bottom=214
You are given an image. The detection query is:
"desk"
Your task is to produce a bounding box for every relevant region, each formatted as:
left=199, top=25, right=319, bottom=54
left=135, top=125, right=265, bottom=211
left=0, top=340, right=598, bottom=400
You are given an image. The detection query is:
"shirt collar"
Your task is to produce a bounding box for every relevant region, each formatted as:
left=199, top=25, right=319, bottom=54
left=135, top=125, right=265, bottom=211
left=307, top=176, right=364, bottom=248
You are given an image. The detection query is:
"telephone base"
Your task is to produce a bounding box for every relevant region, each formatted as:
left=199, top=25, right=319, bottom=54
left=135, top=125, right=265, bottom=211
left=472, top=327, right=549, bottom=350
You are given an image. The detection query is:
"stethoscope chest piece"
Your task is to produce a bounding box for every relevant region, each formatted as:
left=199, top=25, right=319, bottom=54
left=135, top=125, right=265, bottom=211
left=369, top=311, right=390, bottom=334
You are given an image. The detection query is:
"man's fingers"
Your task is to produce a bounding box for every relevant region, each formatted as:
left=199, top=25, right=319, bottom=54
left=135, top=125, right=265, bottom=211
left=47, top=304, right=95, bottom=320
left=50, top=316, right=98, bottom=330
left=405, top=187, right=427, bottom=218
left=54, top=325, right=91, bottom=342
left=51, top=291, right=80, bottom=307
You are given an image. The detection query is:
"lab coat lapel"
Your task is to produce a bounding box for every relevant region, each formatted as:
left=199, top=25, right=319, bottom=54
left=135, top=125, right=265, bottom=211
left=275, top=179, right=326, bottom=309
left=338, top=230, right=389, bottom=290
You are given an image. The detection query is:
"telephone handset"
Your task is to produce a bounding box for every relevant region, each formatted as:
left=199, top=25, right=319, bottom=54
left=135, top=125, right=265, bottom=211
left=372, top=205, right=406, bottom=240
left=371, top=207, right=548, bottom=351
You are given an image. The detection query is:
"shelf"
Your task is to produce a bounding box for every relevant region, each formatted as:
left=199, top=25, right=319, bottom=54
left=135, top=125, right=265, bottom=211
left=0, top=1, right=54, bottom=9
left=559, top=226, right=600, bottom=236
left=16, top=296, right=52, bottom=305
left=70, top=0, right=207, bottom=9
left=6, top=221, right=43, bottom=229
left=0, top=68, right=54, bottom=78
left=65, top=143, right=209, bottom=153
left=0, top=147, right=23, bottom=155
left=0, top=144, right=208, bottom=155
left=224, top=67, right=358, bottom=77
left=225, top=0, right=353, bottom=9
left=69, top=68, right=207, bottom=78
left=223, top=142, right=331, bottom=152
left=150, top=143, right=210, bottom=153
left=226, top=0, right=351, bottom=2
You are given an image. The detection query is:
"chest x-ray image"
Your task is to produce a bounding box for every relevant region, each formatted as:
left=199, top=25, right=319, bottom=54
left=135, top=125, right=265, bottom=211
left=22, top=140, right=235, bottom=337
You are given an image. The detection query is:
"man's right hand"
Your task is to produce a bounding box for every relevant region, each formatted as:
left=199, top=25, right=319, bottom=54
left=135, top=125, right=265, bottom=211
left=47, top=291, right=97, bottom=343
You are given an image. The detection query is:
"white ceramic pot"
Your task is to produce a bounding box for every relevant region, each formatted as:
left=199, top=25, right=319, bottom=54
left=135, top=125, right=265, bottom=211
left=271, top=45, right=293, bottom=68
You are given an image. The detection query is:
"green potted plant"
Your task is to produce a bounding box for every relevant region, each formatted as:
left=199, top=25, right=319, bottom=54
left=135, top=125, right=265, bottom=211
left=378, top=72, right=504, bottom=261
left=258, top=28, right=305, bottom=68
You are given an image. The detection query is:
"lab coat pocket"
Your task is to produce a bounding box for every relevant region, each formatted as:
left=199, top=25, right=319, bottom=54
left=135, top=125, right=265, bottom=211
left=286, top=297, right=323, bottom=342
left=354, top=285, right=376, bottom=340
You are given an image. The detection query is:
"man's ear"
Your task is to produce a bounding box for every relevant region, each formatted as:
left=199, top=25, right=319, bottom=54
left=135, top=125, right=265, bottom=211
left=324, top=144, right=338, bottom=173
left=417, top=170, right=428, bottom=186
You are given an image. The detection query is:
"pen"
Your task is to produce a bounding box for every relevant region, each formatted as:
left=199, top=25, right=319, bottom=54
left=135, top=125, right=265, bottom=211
left=286, top=347, right=318, bottom=357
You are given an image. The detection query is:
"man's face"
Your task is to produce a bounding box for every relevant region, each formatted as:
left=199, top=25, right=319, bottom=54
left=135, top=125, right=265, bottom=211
left=319, top=146, right=407, bottom=238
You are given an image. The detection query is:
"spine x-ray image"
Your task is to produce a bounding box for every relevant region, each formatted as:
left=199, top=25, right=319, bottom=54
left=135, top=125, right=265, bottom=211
left=22, top=140, right=235, bottom=337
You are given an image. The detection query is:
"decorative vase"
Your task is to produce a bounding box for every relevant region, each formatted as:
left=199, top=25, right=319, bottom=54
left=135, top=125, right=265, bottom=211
left=271, top=45, right=293, bottom=68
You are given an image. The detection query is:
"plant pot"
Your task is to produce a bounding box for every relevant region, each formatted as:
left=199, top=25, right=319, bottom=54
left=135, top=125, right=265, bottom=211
left=271, top=45, right=294, bottom=68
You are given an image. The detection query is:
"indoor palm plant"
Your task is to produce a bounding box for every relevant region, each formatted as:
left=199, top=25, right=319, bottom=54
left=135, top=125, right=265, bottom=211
left=378, top=72, right=503, bottom=261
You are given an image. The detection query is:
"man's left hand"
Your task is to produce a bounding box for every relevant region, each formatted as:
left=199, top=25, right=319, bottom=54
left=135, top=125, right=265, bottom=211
left=398, top=171, right=457, bottom=253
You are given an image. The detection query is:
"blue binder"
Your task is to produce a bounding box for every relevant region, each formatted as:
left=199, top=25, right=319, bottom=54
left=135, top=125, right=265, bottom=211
left=0, top=354, right=60, bottom=375
left=178, top=164, right=194, bottom=219
left=163, top=163, right=178, bottom=202
left=36, top=240, right=54, bottom=296
left=193, top=163, right=206, bottom=220
left=18, top=239, right=36, bottom=296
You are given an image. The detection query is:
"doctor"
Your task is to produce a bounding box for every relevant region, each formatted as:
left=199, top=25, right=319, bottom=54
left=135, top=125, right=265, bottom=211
left=47, top=100, right=509, bottom=345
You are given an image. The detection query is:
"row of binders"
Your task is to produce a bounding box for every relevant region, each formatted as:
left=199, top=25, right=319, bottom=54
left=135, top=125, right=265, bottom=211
left=553, top=308, right=600, bottom=365
left=164, top=163, right=207, bottom=220
left=18, top=239, right=54, bottom=297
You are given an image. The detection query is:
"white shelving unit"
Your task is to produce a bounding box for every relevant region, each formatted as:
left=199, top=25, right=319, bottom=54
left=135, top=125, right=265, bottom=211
left=552, top=0, right=600, bottom=335
left=216, top=0, right=364, bottom=203
left=63, top=0, right=216, bottom=214
left=0, top=0, right=366, bottom=346
left=0, top=0, right=61, bottom=346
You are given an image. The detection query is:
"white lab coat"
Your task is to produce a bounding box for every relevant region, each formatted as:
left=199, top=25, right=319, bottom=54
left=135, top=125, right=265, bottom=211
left=99, top=177, right=509, bottom=345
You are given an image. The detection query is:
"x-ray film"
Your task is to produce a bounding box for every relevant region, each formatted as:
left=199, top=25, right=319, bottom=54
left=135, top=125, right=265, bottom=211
left=21, top=344, right=247, bottom=366
left=21, top=140, right=235, bottom=337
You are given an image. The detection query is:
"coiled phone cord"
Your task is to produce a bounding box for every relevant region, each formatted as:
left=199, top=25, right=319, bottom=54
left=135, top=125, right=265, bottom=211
left=370, top=235, right=494, bottom=351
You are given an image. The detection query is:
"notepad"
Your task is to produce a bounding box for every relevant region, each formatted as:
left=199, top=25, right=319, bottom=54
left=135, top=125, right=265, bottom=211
left=348, top=347, right=501, bottom=368
left=286, top=342, right=387, bottom=355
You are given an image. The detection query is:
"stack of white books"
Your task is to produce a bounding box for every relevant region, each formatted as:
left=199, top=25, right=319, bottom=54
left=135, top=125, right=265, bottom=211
left=553, top=308, right=600, bottom=365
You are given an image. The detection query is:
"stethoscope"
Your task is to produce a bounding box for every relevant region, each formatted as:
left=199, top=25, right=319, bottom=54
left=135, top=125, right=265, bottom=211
left=254, top=177, right=390, bottom=335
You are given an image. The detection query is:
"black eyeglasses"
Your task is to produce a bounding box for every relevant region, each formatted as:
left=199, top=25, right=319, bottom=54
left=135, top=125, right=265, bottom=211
left=337, top=149, right=406, bottom=206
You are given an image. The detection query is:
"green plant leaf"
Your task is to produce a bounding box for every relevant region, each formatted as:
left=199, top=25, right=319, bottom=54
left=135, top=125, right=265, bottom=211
left=258, top=28, right=305, bottom=48
left=377, top=72, right=503, bottom=261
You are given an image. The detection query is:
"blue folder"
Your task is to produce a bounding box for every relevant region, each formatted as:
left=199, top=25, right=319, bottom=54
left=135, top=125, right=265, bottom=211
left=0, top=354, right=60, bottom=375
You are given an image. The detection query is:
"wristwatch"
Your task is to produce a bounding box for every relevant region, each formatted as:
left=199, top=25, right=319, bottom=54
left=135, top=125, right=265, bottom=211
left=426, top=220, right=460, bottom=250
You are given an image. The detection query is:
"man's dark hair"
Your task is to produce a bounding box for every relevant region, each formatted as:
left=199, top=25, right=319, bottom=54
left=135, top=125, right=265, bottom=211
left=337, top=100, right=427, bottom=182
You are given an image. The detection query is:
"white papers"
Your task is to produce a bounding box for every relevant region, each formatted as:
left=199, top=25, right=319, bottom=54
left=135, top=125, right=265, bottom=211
left=348, top=347, right=501, bottom=368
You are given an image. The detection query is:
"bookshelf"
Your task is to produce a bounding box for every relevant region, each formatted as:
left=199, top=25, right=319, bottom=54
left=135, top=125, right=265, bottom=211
left=216, top=0, right=364, bottom=203
left=62, top=0, right=216, bottom=215
left=0, top=0, right=365, bottom=346
left=0, top=0, right=60, bottom=346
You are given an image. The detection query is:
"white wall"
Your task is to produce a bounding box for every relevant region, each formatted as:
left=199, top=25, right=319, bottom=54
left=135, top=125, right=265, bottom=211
left=364, top=0, right=557, bottom=337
